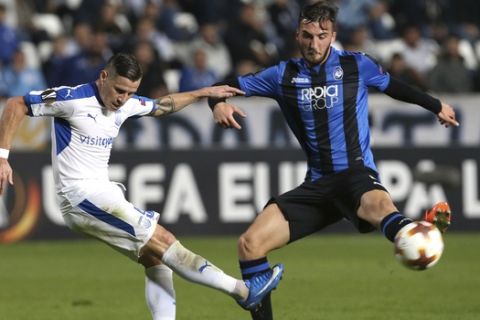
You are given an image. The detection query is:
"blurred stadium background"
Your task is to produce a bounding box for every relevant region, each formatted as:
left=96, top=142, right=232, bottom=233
left=0, top=0, right=480, bottom=319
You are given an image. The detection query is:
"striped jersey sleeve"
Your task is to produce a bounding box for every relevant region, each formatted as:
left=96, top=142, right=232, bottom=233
left=237, top=64, right=284, bottom=98
left=357, top=53, right=390, bottom=91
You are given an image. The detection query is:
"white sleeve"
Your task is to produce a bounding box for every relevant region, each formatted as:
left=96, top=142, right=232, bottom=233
left=123, top=95, right=157, bottom=118
left=24, top=88, right=74, bottom=118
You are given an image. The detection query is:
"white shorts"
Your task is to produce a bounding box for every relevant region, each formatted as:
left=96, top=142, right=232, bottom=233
left=60, top=181, right=160, bottom=261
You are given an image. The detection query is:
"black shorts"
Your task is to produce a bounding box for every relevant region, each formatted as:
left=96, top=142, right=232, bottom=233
left=268, top=166, right=388, bottom=243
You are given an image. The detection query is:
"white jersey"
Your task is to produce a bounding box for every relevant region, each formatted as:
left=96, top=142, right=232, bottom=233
left=24, top=82, right=156, bottom=202
left=24, top=82, right=160, bottom=259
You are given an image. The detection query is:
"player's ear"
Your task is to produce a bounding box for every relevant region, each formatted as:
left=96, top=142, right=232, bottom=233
left=331, top=31, right=337, bottom=44
left=99, top=70, right=108, bottom=82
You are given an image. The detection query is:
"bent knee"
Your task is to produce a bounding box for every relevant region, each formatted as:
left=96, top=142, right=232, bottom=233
left=140, top=225, right=177, bottom=261
left=359, top=191, right=397, bottom=225
left=238, top=232, right=265, bottom=258
left=151, top=225, right=177, bottom=246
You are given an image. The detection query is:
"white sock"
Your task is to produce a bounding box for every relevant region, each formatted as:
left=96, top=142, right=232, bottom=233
left=145, top=265, right=176, bottom=320
left=162, top=241, right=248, bottom=300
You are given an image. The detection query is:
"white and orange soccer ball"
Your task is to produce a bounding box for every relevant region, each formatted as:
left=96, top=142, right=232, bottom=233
left=394, top=221, right=444, bottom=270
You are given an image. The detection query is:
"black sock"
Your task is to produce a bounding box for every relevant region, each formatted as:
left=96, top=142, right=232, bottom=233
left=239, top=257, right=273, bottom=320
left=381, top=212, right=413, bottom=242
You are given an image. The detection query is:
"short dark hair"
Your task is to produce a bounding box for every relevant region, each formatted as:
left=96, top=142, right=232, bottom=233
left=299, top=1, right=338, bottom=26
left=104, top=53, right=143, bottom=81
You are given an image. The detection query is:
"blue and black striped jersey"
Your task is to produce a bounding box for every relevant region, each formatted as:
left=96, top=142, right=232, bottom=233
left=238, top=46, right=391, bottom=181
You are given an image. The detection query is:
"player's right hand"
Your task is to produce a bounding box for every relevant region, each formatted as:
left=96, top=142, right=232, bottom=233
left=0, top=159, right=13, bottom=195
left=213, top=102, right=247, bottom=130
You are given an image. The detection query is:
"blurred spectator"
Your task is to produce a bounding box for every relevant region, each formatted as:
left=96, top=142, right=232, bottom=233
left=397, top=26, right=439, bottom=85
left=342, top=25, right=379, bottom=59
left=368, top=0, right=395, bottom=40
left=179, top=0, right=227, bottom=25
left=94, top=1, right=131, bottom=51
left=1, top=48, right=47, bottom=97
left=189, top=23, right=232, bottom=79
left=91, top=29, right=113, bottom=62
left=145, top=0, right=198, bottom=42
left=62, top=28, right=112, bottom=86
left=133, top=40, right=168, bottom=97
left=178, top=47, right=218, bottom=92
left=428, top=35, right=473, bottom=93
left=430, top=22, right=450, bottom=45
left=387, top=52, right=427, bottom=90
left=14, top=1, right=51, bottom=45
left=125, top=17, right=175, bottom=64
left=443, top=0, right=480, bottom=43
left=122, top=0, right=143, bottom=28
left=64, top=22, right=94, bottom=56
left=225, top=59, right=261, bottom=80
left=42, top=35, right=69, bottom=87
left=0, top=0, right=477, bottom=97
left=236, top=59, right=260, bottom=76
left=224, top=2, right=278, bottom=68
left=267, top=0, right=300, bottom=59
left=30, top=0, right=62, bottom=14
left=336, top=0, right=377, bottom=43
left=0, top=3, right=20, bottom=66
left=73, top=0, right=105, bottom=26
left=390, top=0, right=444, bottom=33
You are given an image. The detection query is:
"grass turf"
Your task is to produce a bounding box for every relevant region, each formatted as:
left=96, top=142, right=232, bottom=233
left=0, top=233, right=479, bottom=320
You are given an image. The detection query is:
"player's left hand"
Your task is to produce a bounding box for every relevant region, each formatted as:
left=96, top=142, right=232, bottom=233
left=437, top=102, right=459, bottom=128
left=213, top=102, right=247, bottom=130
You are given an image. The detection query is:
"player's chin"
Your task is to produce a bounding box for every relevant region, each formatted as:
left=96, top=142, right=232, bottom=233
left=108, top=104, right=121, bottom=111
left=305, top=56, right=323, bottom=66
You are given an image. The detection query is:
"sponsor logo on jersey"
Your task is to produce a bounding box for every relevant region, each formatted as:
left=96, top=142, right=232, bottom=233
left=300, top=85, right=339, bottom=111
left=87, top=113, right=98, bottom=122
left=79, top=135, right=113, bottom=148
left=291, top=77, right=310, bottom=84
left=65, top=89, right=73, bottom=99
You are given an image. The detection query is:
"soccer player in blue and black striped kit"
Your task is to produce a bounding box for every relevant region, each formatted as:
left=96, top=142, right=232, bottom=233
left=208, top=1, right=459, bottom=319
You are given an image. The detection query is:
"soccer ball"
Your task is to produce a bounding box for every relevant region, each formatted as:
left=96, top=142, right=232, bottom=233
left=394, top=221, right=444, bottom=270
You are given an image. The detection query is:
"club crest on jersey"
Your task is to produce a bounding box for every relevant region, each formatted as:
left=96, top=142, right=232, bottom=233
left=41, top=89, right=57, bottom=105
left=333, top=66, right=343, bottom=80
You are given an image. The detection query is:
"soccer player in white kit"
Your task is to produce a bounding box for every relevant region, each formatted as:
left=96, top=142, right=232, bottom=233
left=0, top=53, right=284, bottom=319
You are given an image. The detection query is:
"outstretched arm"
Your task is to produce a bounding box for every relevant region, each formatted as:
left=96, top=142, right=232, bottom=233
left=384, top=77, right=459, bottom=127
left=149, top=85, right=245, bottom=117
left=0, top=96, right=29, bottom=194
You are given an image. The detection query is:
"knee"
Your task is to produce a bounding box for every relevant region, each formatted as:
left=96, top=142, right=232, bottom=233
left=237, top=232, right=263, bottom=258
left=140, top=226, right=177, bottom=265
left=359, top=194, right=397, bottom=225
left=151, top=225, right=177, bottom=247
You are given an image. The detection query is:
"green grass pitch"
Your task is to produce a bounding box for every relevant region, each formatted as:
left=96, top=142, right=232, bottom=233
left=1, top=233, right=479, bottom=320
